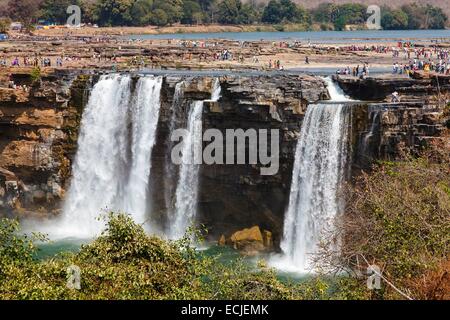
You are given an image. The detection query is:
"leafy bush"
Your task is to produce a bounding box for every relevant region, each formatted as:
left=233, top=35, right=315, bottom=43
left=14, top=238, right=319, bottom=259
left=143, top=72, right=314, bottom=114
left=0, top=212, right=352, bottom=300
left=316, top=139, right=450, bottom=299
left=30, top=67, right=41, bottom=83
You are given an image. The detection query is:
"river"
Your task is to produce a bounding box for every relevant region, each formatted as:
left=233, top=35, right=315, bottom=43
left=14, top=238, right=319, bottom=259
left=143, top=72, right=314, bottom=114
left=125, top=29, right=450, bottom=42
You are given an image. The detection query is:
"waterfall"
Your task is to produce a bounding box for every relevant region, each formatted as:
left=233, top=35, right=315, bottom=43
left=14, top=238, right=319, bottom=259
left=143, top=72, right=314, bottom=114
left=274, top=76, right=353, bottom=272
left=278, top=102, right=351, bottom=272
left=168, top=78, right=221, bottom=239
left=210, top=78, right=221, bottom=101
left=164, top=81, right=185, bottom=217
left=124, top=76, right=163, bottom=226
left=358, top=106, right=381, bottom=164
left=170, top=101, right=204, bottom=239
left=53, top=74, right=162, bottom=238
left=323, top=76, right=352, bottom=101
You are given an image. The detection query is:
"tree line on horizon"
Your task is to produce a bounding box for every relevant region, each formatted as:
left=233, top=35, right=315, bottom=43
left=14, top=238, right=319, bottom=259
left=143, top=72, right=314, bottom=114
left=0, top=0, right=448, bottom=30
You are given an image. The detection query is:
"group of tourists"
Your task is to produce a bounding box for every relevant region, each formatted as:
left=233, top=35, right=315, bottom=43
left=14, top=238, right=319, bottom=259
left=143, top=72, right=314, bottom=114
left=2, top=56, right=63, bottom=68
left=394, top=59, right=450, bottom=75
left=337, top=64, right=370, bottom=77
left=268, top=59, right=284, bottom=70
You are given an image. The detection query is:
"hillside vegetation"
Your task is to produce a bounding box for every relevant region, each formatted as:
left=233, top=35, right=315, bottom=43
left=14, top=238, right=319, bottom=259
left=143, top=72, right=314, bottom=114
left=0, top=0, right=447, bottom=30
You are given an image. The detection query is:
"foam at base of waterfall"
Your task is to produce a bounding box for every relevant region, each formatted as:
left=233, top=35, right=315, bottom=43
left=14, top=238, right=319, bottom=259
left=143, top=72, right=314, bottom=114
left=268, top=253, right=313, bottom=274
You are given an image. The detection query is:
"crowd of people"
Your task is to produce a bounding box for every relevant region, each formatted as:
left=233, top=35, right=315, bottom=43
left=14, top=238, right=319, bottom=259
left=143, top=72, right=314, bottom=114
left=392, top=59, right=450, bottom=75
left=0, top=55, right=93, bottom=69
left=268, top=59, right=284, bottom=70
left=336, top=64, right=370, bottom=77
left=1, top=55, right=62, bottom=68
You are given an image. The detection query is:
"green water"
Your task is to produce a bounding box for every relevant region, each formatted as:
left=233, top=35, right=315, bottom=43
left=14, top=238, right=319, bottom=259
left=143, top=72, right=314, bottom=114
left=34, top=238, right=88, bottom=260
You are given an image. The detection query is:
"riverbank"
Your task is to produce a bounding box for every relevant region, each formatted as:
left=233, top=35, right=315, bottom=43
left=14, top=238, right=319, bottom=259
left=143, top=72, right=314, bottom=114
left=32, top=23, right=314, bottom=37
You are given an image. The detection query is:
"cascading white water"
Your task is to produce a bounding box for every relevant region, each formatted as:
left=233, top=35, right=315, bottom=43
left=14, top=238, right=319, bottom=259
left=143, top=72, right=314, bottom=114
left=210, top=78, right=222, bottom=101
left=323, top=76, right=352, bottom=101
left=360, top=108, right=380, bottom=160
left=124, top=76, right=163, bottom=225
left=276, top=77, right=352, bottom=272
left=170, top=100, right=204, bottom=239
left=168, top=78, right=221, bottom=239
left=53, top=74, right=162, bottom=238
left=164, top=81, right=185, bottom=216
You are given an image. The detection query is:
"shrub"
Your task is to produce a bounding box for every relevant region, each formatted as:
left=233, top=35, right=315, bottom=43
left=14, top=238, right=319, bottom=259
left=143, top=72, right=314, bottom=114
left=316, top=139, right=450, bottom=299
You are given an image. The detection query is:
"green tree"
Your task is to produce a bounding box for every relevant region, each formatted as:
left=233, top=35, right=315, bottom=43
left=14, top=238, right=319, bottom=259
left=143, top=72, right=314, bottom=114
left=150, top=8, right=168, bottom=26
left=335, top=3, right=367, bottom=25
left=381, top=8, right=409, bottom=30
left=312, top=3, right=338, bottom=23
left=155, top=0, right=183, bottom=25
left=181, top=1, right=203, bottom=24
left=333, top=15, right=346, bottom=30
left=95, top=0, right=134, bottom=26
left=130, top=0, right=154, bottom=26
left=217, top=0, right=241, bottom=24
left=40, top=0, right=80, bottom=24
left=425, top=5, right=447, bottom=29
left=261, top=0, right=282, bottom=24
left=400, top=3, right=422, bottom=29
left=238, top=3, right=259, bottom=24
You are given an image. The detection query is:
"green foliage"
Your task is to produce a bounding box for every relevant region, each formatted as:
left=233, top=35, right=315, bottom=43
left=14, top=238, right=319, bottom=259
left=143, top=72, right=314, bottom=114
left=381, top=3, right=448, bottom=30
left=0, top=212, right=356, bottom=300
left=40, top=0, right=80, bottom=24
left=181, top=1, right=203, bottom=25
left=261, top=0, right=309, bottom=25
left=335, top=3, right=367, bottom=25
left=30, top=66, right=42, bottom=83
left=310, top=2, right=367, bottom=29
left=381, top=7, right=409, bottom=30
left=318, top=147, right=450, bottom=299
left=6, top=0, right=449, bottom=29
left=424, top=4, right=448, bottom=29
left=95, top=0, right=135, bottom=26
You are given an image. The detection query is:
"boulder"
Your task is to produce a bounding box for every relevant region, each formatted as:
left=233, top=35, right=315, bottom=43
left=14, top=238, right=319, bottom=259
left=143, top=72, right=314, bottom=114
left=227, top=226, right=270, bottom=256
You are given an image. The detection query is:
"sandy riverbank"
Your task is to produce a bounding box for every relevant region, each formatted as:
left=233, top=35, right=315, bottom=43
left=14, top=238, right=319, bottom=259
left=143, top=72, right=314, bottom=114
left=32, top=24, right=313, bottom=37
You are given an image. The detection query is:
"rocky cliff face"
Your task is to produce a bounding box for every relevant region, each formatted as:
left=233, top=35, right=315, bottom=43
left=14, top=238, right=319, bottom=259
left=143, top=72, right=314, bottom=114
left=334, top=72, right=450, bottom=102
left=354, top=102, right=448, bottom=169
left=0, top=71, right=89, bottom=217
left=149, top=74, right=329, bottom=243
left=0, top=70, right=447, bottom=246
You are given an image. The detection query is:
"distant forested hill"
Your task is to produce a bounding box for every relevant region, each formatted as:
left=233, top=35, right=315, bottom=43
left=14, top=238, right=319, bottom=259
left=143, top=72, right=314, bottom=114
left=278, top=0, right=450, bottom=21
left=0, top=0, right=448, bottom=29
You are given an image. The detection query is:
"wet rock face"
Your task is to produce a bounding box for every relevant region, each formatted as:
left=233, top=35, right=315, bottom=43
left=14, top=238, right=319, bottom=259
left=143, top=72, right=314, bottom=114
left=0, top=71, right=89, bottom=217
